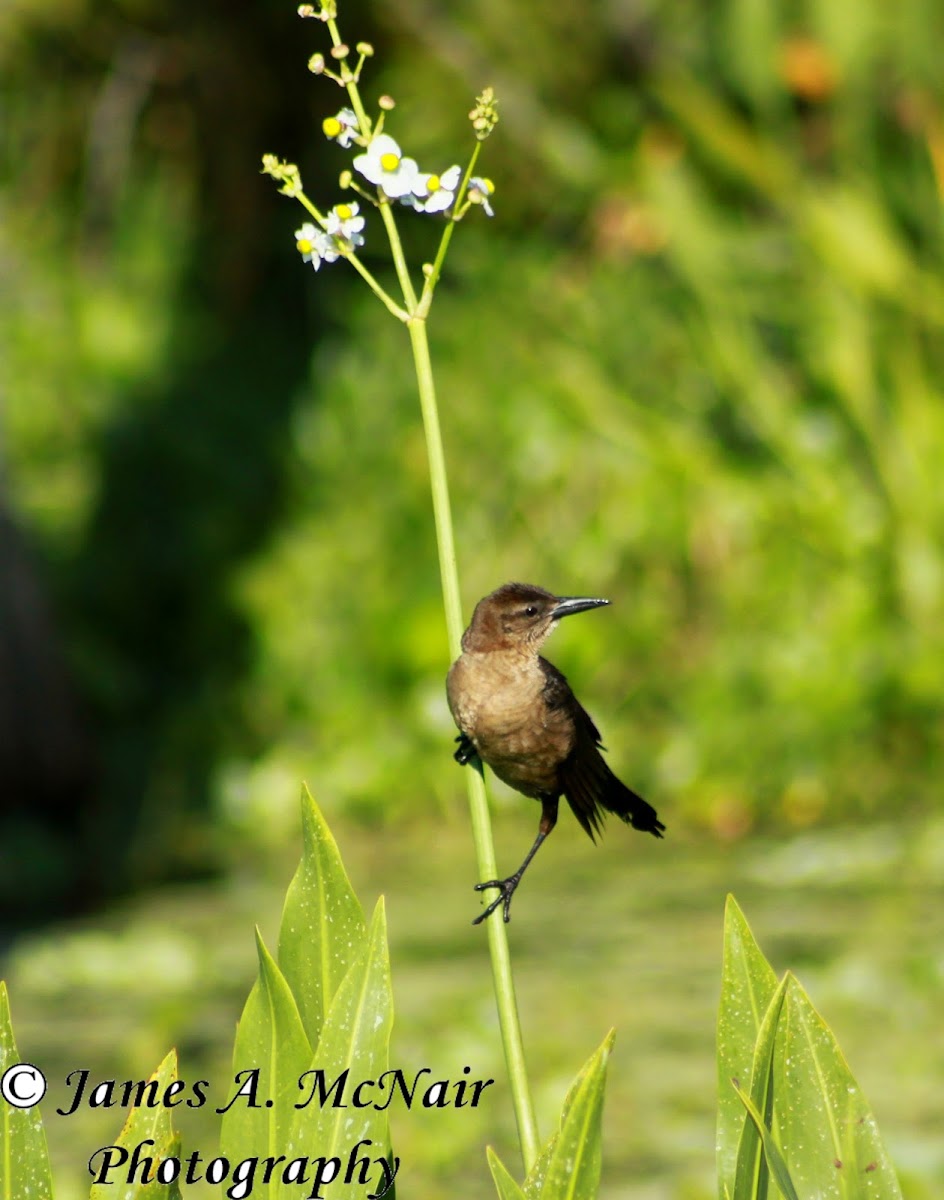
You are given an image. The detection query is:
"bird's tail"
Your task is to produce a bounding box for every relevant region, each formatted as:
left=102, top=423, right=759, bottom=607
left=562, top=748, right=665, bottom=841
left=600, top=769, right=665, bottom=838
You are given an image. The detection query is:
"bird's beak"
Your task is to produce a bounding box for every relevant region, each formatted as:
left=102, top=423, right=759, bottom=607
left=551, top=596, right=610, bottom=620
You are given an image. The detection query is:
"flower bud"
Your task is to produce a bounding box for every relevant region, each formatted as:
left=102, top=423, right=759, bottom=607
left=468, top=86, right=499, bottom=140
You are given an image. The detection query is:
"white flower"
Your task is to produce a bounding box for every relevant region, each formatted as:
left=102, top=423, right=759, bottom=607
left=409, top=164, right=462, bottom=213
left=353, top=134, right=419, bottom=199
left=468, top=175, right=496, bottom=217
left=325, top=202, right=365, bottom=249
left=322, top=108, right=360, bottom=148
left=294, top=222, right=336, bottom=271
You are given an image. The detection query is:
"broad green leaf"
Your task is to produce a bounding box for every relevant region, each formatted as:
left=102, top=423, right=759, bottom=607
left=731, top=976, right=788, bottom=1200
left=0, top=982, right=53, bottom=1200
left=773, top=976, right=903, bottom=1200
left=732, top=1082, right=800, bottom=1200
left=290, top=899, right=394, bottom=1200
left=522, top=1028, right=601, bottom=1200
left=278, top=786, right=367, bottom=1049
left=717, top=896, right=778, bottom=1198
left=88, top=1049, right=182, bottom=1200
left=524, top=1027, right=619, bottom=1199
left=487, top=1146, right=527, bottom=1200
left=536, top=1030, right=614, bottom=1200
left=219, top=931, right=311, bottom=1199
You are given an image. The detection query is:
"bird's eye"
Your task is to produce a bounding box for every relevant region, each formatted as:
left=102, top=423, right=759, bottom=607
left=524, top=605, right=538, bottom=617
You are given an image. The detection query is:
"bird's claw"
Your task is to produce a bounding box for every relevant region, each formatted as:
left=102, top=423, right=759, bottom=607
left=472, top=876, right=519, bottom=925
left=454, top=733, right=478, bottom=766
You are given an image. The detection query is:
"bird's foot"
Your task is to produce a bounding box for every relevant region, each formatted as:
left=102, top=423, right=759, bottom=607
left=472, top=874, right=521, bottom=925
left=453, top=733, right=478, bottom=766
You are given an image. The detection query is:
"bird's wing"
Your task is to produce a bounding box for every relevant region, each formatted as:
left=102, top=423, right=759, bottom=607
left=539, top=658, right=606, bottom=840
left=539, top=658, right=602, bottom=743
left=540, top=658, right=665, bottom=843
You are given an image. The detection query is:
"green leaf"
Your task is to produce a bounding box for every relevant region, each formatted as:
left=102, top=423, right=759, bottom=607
left=772, top=976, right=903, bottom=1199
left=0, top=982, right=53, bottom=1200
left=717, top=895, right=779, bottom=1199
left=731, top=976, right=788, bottom=1200
left=522, top=1031, right=598, bottom=1200
left=88, top=1049, right=182, bottom=1200
left=278, top=785, right=367, bottom=1049
left=487, top=1146, right=527, bottom=1200
left=524, top=1030, right=615, bottom=1200
left=720, top=904, right=904, bottom=1200
left=533, top=1030, right=615, bottom=1200
left=732, top=1080, right=800, bottom=1200
left=219, top=931, right=312, bottom=1199
left=290, top=899, right=394, bottom=1200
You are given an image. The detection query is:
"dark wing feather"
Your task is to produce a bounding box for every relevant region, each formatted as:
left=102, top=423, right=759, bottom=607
left=540, top=658, right=664, bottom=843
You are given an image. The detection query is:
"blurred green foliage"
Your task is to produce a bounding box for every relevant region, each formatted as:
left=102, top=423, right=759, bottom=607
left=2, top=0, right=944, bottom=912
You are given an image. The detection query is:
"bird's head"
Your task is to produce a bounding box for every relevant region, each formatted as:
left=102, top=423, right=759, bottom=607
left=461, top=582, right=610, bottom=653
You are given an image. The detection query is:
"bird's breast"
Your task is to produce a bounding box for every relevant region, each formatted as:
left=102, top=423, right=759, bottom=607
left=447, top=651, right=574, bottom=797
left=447, top=652, right=542, bottom=734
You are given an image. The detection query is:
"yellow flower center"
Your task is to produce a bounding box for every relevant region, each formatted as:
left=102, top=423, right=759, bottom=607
left=427, top=174, right=441, bottom=193
left=322, top=117, right=341, bottom=138
left=297, top=238, right=313, bottom=254
left=379, top=151, right=400, bottom=172
left=335, top=203, right=353, bottom=220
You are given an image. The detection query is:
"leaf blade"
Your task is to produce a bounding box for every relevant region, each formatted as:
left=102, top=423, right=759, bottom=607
left=0, top=983, right=53, bottom=1200
left=773, top=976, right=903, bottom=1200
left=219, top=930, right=312, bottom=1200
left=731, top=975, right=788, bottom=1200
left=278, top=786, right=367, bottom=1049
left=88, top=1049, right=182, bottom=1200
left=488, top=1146, right=528, bottom=1200
left=291, top=898, right=395, bottom=1199
left=732, top=1080, right=800, bottom=1200
left=535, top=1031, right=614, bottom=1200
left=717, top=895, right=779, bottom=1198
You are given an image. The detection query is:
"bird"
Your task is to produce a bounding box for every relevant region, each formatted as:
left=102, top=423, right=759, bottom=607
left=446, top=582, right=664, bottom=924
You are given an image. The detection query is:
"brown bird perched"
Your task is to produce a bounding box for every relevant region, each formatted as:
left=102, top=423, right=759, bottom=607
left=447, top=582, right=665, bottom=924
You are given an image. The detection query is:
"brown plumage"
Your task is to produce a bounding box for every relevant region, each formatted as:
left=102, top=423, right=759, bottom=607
left=447, top=582, right=664, bottom=923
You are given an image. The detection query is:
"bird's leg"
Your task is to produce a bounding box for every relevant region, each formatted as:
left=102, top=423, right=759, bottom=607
left=473, top=797, right=559, bottom=924
left=454, top=733, right=478, bottom=766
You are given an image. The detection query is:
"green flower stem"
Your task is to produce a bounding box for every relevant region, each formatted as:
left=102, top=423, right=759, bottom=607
left=407, top=320, right=462, bottom=648
left=407, top=315, right=541, bottom=1172
left=313, top=15, right=535, bottom=1161
left=379, top=201, right=419, bottom=313
left=325, top=17, right=372, bottom=138
left=343, top=252, right=409, bottom=323
left=294, top=190, right=408, bottom=321
left=417, top=142, right=482, bottom=319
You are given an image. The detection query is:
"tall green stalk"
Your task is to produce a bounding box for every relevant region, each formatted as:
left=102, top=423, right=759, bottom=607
left=408, top=316, right=541, bottom=1171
